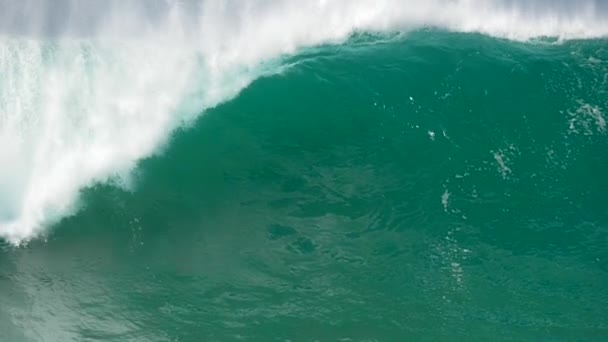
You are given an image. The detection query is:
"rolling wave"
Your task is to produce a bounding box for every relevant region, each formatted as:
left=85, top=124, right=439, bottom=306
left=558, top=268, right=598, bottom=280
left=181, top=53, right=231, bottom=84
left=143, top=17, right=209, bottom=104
left=1, top=0, right=607, bottom=243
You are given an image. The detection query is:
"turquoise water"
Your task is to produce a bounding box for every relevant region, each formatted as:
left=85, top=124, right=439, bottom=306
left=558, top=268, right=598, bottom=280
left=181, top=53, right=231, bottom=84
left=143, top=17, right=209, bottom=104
left=1, top=26, right=608, bottom=341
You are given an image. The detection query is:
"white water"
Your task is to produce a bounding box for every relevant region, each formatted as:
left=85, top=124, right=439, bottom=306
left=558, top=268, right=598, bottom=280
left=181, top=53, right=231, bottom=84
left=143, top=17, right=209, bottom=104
left=1, top=0, right=607, bottom=244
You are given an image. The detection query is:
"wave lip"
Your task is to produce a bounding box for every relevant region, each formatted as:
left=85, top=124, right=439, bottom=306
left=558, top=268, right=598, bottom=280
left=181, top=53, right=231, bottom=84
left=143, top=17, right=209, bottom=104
left=1, top=0, right=608, bottom=244
left=1, top=1, right=607, bottom=41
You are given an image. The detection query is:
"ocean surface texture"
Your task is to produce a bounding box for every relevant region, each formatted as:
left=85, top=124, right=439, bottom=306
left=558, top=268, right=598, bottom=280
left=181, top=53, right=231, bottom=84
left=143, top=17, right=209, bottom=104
left=1, top=1, right=607, bottom=341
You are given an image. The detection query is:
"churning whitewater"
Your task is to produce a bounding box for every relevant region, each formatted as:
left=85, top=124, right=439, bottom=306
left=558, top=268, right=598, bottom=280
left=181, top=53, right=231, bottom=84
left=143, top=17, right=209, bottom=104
left=1, top=0, right=608, bottom=244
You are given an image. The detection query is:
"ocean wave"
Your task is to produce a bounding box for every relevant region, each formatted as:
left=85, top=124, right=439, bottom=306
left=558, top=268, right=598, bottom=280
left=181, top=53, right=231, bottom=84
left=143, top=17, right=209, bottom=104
left=1, top=0, right=607, bottom=243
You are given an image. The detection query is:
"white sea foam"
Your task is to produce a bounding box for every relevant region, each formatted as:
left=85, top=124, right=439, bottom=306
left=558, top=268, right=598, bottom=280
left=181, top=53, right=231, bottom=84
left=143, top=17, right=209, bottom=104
left=1, top=0, right=607, bottom=243
left=568, top=102, right=606, bottom=135
left=493, top=150, right=513, bottom=179
left=441, top=189, right=450, bottom=212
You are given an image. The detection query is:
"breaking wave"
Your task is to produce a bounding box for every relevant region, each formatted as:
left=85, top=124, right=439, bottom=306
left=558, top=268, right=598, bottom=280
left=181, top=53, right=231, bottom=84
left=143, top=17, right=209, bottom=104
left=1, top=0, right=607, bottom=243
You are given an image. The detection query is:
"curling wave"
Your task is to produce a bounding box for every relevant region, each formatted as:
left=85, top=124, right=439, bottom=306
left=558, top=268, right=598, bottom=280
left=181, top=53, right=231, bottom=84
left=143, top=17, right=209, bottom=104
left=1, top=0, right=607, bottom=243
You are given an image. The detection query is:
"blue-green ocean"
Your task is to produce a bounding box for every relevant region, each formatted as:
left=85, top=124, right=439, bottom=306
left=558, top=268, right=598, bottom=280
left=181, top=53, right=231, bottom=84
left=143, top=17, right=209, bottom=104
left=1, top=2, right=608, bottom=341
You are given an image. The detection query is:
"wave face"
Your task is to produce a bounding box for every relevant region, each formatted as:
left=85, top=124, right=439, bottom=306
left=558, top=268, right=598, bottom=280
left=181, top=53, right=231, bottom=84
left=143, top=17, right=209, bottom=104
left=1, top=0, right=608, bottom=243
